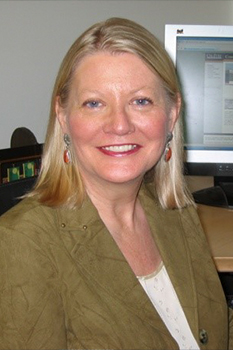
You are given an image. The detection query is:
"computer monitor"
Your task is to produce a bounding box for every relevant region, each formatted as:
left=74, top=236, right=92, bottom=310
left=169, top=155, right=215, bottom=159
left=165, top=24, right=233, bottom=207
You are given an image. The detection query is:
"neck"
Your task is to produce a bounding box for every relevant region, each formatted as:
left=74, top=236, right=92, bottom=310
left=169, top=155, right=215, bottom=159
left=83, top=176, right=143, bottom=224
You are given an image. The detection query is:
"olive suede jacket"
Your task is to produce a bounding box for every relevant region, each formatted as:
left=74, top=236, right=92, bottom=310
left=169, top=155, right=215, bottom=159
left=0, top=183, right=232, bottom=349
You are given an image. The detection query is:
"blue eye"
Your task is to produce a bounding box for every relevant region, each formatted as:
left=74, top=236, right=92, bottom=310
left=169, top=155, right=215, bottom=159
left=85, top=100, right=101, bottom=108
left=134, top=98, right=152, bottom=106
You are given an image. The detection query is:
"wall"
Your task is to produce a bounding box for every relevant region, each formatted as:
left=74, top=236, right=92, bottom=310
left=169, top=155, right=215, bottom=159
left=0, top=0, right=233, bottom=149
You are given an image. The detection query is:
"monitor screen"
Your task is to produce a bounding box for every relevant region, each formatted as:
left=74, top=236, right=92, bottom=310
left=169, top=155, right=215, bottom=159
left=165, top=25, right=233, bottom=207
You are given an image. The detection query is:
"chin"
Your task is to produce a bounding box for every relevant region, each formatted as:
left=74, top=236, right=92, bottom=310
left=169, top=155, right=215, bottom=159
left=99, top=170, right=145, bottom=184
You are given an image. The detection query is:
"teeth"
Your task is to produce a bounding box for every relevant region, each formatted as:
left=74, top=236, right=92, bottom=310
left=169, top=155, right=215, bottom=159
left=103, top=145, right=137, bottom=152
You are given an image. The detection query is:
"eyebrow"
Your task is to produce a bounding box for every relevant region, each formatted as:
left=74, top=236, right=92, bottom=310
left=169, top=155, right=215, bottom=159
left=77, top=89, right=101, bottom=95
left=78, top=86, right=157, bottom=95
left=130, top=86, right=158, bottom=94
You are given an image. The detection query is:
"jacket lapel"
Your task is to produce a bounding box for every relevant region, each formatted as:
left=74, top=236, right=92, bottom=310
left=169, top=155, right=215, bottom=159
left=57, top=184, right=199, bottom=344
left=139, top=184, right=199, bottom=341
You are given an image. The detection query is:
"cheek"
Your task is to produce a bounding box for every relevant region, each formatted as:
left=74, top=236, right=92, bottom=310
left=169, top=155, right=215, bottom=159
left=142, top=115, right=169, bottom=142
left=67, top=115, right=98, bottom=148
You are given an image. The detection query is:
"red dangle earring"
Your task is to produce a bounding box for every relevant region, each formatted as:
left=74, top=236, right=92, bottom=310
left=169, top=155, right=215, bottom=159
left=63, top=133, right=72, bottom=164
left=164, top=132, right=173, bottom=162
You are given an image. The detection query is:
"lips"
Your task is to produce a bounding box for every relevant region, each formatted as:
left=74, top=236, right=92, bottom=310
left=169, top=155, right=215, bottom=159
left=103, top=144, right=137, bottom=152
left=98, top=144, right=141, bottom=156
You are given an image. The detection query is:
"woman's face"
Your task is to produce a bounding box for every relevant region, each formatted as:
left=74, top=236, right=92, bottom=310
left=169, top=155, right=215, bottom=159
left=56, top=52, right=179, bottom=187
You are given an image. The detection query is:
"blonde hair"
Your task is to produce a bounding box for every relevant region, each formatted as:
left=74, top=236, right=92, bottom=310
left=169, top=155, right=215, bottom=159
left=30, top=17, right=193, bottom=209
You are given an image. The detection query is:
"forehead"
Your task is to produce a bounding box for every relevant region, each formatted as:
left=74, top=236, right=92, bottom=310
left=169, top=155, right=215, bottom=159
left=72, top=51, right=163, bottom=91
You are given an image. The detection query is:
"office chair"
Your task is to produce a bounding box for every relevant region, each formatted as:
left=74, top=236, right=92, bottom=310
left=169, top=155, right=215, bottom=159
left=0, top=176, right=37, bottom=216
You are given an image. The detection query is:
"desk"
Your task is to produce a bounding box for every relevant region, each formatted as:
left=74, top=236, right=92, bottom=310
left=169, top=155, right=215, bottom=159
left=197, top=204, right=233, bottom=272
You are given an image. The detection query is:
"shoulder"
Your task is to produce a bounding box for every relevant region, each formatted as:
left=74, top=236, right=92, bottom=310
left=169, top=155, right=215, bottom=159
left=0, top=198, right=66, bottom=285
left=141, top=181, right=200, bottom=222
left=141, top=182, right=207, bottom=244
left=0, top=197, right=57, bottom=231
left=0, top=198, right=61, bottom=252
left=178, top=204, right=206, bottom=239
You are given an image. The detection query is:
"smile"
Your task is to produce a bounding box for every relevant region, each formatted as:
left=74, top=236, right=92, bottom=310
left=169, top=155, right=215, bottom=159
left=102, top=144, right=137, bottom=152
left=98, top=144, right=140, bottom=157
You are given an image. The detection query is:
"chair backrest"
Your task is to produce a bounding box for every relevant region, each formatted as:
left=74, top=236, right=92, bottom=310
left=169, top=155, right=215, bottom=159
left=10, top=127, right=38, bottom=148
left=0, top=176, right=37, bottom=216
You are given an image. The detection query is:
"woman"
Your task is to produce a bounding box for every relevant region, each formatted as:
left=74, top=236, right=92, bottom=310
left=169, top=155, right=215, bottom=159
left=0, top=18, right=232, bottom=350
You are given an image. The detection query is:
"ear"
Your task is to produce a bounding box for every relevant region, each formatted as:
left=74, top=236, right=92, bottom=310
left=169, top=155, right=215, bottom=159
left=55, top=96, right=69, bottom=134
left=168, top=93, right=182, bottom=132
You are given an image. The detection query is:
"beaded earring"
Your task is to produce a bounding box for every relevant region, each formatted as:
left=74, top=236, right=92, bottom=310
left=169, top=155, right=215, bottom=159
left=63, top=134, right=72, bottom=164
left=164, top=132, right=173, bottom=162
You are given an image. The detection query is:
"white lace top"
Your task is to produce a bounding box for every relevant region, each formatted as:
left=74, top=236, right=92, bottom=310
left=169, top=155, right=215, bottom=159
left=137, top=263, right=200, bottom=350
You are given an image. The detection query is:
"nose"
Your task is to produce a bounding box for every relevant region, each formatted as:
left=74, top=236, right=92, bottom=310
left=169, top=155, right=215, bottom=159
left=103, top=105, right=135, bottom=135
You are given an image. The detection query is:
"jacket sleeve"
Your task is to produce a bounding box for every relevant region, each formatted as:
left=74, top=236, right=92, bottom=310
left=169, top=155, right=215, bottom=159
left=0, top=224, right=67, bottom=349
